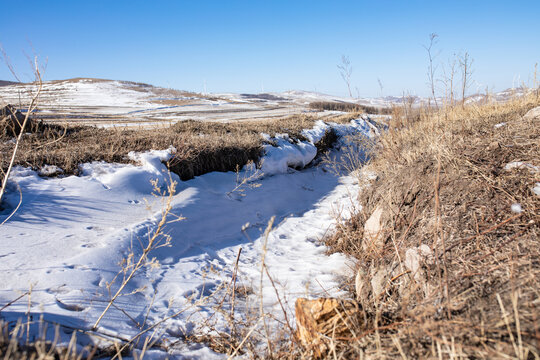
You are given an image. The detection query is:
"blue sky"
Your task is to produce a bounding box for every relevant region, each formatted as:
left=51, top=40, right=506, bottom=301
left=1, top=1, right=539, bottom=97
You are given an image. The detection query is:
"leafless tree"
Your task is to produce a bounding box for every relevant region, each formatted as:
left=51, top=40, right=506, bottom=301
left=459, top=52, right=474, bottom=106
left=535, top=62, right=539, bottom=99
left=441, top=53, right=458, bottom=105
left=423, top=33, right=439, bottom=108
left=337, top=55, right=353, bottom=98
left=377, top=78, right=384, bottom=98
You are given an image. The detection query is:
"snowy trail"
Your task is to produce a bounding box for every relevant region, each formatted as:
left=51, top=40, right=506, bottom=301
left=0, top=120, right=375, bottom=357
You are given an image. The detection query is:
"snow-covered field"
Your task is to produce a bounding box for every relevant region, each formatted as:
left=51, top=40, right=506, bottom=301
left=0, top=114, right=380, bottom=357
left=0, top=78, right=401, bottom=128
left=0, top=79, right=305, bottom=127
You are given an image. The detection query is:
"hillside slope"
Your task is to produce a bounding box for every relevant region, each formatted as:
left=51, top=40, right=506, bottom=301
left=322, top=95, right=540, bottom=358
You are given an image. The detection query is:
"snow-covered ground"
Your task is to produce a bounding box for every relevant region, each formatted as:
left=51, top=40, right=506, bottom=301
left=0, top=118, right=379, bottom=358
left=0, top=79, right=307, bottom=127
left=0, top=78, right=403, bottom=128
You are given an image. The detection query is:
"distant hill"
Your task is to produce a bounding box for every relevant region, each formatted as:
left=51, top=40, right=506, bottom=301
left=0, top=80, right=20, bottom=87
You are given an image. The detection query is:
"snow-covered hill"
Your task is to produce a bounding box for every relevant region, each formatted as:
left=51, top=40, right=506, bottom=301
left=0, top=78, right=400, bottom=128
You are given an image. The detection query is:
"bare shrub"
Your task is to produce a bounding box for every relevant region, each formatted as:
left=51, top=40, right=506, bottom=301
left=308, top=101, right=392, bottom=114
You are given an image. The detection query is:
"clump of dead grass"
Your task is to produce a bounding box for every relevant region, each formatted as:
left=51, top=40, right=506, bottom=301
left=0, top=318, right=100, bottom=360
left=323, top=93, right=540, bottom=358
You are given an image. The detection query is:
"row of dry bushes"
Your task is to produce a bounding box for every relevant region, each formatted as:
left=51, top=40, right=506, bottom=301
left=309, top=101, right=392, bottom=114
left=319, top=93, right=540, bottom=358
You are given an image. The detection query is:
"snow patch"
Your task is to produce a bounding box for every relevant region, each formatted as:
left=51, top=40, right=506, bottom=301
left=38, top=165, right=63, bottom=176
left=301, top=120, right=331, bottom=143
left=79, top=146, right=179, bottom=195
left=511, top=203, right=523, bottom=214
left=504, top=161, right=539, bottom=173
left=260, top=117, right=380, bottom=176
left=533, top=183, right=540, bottom=197
left=261, top=134, right=318, bottom=175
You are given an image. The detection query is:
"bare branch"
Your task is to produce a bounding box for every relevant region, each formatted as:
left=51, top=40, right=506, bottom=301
left=0, top=57, right=43, bottom=208
left=459, top=51, right=474, bottom=106
left=423, top=33, right=439, bottom=109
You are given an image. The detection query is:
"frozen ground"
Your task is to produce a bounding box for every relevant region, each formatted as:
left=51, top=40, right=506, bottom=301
left=0, top=118, right=379, bottom=358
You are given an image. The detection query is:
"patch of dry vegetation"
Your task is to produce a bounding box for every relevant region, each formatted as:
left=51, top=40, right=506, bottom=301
left=309, top=101, right=392, bottom=114
left=322, top=93, right=540, bottom=358
left=0, top=112, right=358, bottom=181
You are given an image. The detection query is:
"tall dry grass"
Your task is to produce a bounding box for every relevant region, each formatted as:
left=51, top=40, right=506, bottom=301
left=322, top=91, right=540, bottom=358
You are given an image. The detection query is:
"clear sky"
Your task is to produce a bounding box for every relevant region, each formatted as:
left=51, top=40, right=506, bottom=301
left=1, top=1, right=539, bottom=97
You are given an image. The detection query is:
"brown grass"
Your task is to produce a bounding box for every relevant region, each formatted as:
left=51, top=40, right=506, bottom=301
left=0, top=113, right=359, bottom=181
left=322, top=93, right=540, bottom=358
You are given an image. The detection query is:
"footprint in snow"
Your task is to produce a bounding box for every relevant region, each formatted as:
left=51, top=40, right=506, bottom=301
left=80, top=243, right=96, bottom=249
left=46, top=285, right=69, bottom=294
left=56, top=298, right=86, bottom=312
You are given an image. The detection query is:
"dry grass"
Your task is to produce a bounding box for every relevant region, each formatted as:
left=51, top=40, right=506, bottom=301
left=0, top=112, right=359, bottom=181
left=322, top=93, right=540, bottom=358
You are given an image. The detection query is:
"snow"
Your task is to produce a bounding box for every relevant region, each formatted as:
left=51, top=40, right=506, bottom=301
left=504, top=161, right=539, bottom=173
left=301, top=120, right=331, bottom=143
left=0, top=119, right=373, bottom=358
left=79, top=147, right=180, bottom=195
left=261, top=134, right=318, bottom=175
left=38, top=164, right=63, bottom=176
left=0, top=79, right=308, bottom=127
left=511, top=203, right=523, bottom=213
left=533, top=183, right=540, bottom=197
left=260, top=117, right=380, bottom=176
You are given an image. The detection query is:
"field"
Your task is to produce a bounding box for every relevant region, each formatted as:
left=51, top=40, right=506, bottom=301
left=0, top=79, right=386, bottom=358
left=0, top=78, right=538, bottom=359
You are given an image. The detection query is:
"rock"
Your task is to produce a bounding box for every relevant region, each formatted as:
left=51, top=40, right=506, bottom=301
left=295, top=297, right=359, bottom=357
left=418, top=244, right=434, bottom=264
left=524, top=106, right=540, bottom=121
left=370, top=265, right=390, bottom=300
left=362, top=206, right=385, bottom=252
left=404, top=244, right=434, bottom=283
left=354, top=267, right=370, bottom=303
left=404, top=248, right=422, bottom=281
